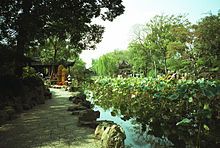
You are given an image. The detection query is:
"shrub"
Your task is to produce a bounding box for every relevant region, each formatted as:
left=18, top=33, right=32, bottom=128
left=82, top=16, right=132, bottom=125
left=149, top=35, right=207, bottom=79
left=88, top=77, right=220, bottom=147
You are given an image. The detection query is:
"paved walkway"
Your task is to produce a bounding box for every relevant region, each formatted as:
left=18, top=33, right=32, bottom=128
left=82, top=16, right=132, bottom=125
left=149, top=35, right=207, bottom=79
left=0, top=88, right=101, bottom=148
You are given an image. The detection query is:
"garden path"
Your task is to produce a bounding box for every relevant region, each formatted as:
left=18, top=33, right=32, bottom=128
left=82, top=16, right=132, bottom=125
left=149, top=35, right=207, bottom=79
left=0, top=88, right=101, bottom=148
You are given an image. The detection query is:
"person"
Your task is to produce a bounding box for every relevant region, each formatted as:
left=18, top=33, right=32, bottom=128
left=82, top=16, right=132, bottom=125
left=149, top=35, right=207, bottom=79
left=67, top=74, right=71, bottom=81
left=67, top=74, right=72, bottom=86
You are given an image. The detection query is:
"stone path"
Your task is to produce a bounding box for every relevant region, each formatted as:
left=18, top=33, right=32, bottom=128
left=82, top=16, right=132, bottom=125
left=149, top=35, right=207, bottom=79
left=0, top=88, right=101, bottom=148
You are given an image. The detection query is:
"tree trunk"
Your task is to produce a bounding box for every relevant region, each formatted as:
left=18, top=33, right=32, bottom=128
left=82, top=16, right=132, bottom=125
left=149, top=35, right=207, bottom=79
left=50, top=43, right=58, bottom=78
left=15, top=1, right=32, bottom=77
left=15, top=14, right=27, bottom=77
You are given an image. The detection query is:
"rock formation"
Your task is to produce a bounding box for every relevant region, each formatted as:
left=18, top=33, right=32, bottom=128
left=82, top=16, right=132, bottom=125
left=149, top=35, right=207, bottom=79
left=67, top=91, right=99, bottom=128
left=95, top=121, right=126, bottom=148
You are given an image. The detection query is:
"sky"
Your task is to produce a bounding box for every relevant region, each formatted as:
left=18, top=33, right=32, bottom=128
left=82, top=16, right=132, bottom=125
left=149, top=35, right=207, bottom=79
left=80, top=0, right=220, bottom=68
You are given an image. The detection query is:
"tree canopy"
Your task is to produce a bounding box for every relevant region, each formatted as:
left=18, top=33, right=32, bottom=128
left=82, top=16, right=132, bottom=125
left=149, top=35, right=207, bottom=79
left=91, top=13, right=220, bottom=79
left=92, top=50, right=128, bottom=76
left=0, top=0, right=125, bottom=76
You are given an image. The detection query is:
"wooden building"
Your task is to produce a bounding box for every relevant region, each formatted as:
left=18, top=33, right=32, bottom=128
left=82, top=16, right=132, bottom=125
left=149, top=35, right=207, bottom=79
left=26, top=57, right=75, bottom=78
left=117, top=60, right=132, bottom=77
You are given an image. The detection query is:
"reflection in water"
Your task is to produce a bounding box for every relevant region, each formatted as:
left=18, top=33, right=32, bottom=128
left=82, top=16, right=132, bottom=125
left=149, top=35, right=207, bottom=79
left=86, top=90, right=172, bottom=147
left=94, top=106, right=172, bottom=148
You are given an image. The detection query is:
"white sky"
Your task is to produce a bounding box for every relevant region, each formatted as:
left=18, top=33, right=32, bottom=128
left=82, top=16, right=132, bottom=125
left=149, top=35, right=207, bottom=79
left=80, top=0, right=220, bottom=68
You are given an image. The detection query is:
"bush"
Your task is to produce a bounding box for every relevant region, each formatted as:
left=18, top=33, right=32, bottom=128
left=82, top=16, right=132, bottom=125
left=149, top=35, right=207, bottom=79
left=0, top=75, right=23, bottom=97
left=22, top=66, right=37, bottom=78
left=0, top=46, right=15, bottom=76
left=22, top=76, right=44, bottom=88
left=0, top=69, right=48, bottom=124
left=88, top=77, right=220, bottom=147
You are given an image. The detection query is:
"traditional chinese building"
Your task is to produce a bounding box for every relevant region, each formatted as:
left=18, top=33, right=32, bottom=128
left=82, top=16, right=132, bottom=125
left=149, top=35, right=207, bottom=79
left=25, top=57, right=74, bottom=85
left=117, top=60, right=132, bottom=77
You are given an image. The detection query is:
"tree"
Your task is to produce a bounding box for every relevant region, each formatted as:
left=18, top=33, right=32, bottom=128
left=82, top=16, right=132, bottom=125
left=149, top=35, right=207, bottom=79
left=27, top=35, right=81, bottom=76
left=127, top=42, right=150, bottom=75
left=194, top=12, right=220, bottom=79
left=146, top=15, right=192, bottom=74
left=166, top=41, right=191, bottom=73
left=70, top=58, right=86, bottom=86
left=0, top=0, right=125, bottom=76
left=128, top=19, right=152, bottom=76
left=0, top=45, right=15, bottom=76
left=92, top=54, right=115, bottom=76
left=92, top=50, right=129, bottom=76
left=128, top=15, right=192, bottom=76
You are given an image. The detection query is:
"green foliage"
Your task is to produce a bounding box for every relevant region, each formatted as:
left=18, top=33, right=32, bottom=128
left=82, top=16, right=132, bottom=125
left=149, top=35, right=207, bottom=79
left=88, top=77, right=220, bottom=147
left=0, top=0, right=125, bottom=76
left=22, top=66, right=44, bottom=87
left=124, top=13, right=220, bottom=79
left=92, top=50, right=129, bottom=76
left=93, top=14, right=195, bottom=77
left=0, top=46, right=15, bottom=76
left=1, top=0, right=125, bottom=48
left=127, top=41, right=150, bottom=75
left=29, top=35, right=80, bottom=65
left=22, top=66, right=37, bottom=78
left=127, top=15, right=192, bottom=76
left=22, top=75, right=44, bottom=88
left=70, top=58, right=86, bottom=85
left=0, top=75, right=23, bottom=97
left=194, top=12, right=220, bottom=79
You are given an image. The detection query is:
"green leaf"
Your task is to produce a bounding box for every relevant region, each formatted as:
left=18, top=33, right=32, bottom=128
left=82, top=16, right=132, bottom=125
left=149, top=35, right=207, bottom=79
left=176, top=118, right=192, bottom=126
left=203, top=124, right=210, bottom=131
left=203, top=89, right=215, bottom=97
left=188, top=97, right=193, bottom=103
left=169, top=94, right=179, bottom=100
left=203, top=103, right=209, bottom=110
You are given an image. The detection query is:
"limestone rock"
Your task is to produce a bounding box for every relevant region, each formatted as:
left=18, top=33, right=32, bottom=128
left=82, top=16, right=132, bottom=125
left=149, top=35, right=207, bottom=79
left=95, top=121, right=126, bottom=148
left=69, top=92, right=92, bottom=111
left=69, top=91, right=81, bottom=101
left=72, top=96, right=86, bottom=104
left=79, top=100, right=92, bottom=109
left=78, top=109, right=100, bottom=122
left=95, top=121, right=114, bottom=139
left=67, top=104, right=87, bottom=111
left=69, top=92, right=86, bottom=101
left=78, top=109, right=100, bottom=128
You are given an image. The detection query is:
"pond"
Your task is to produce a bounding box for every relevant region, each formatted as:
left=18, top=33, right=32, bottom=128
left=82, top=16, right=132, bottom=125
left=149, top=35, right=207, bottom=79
left=87, top=91, right=173, bottom=148
left=94, top=106, right=173, bottom=148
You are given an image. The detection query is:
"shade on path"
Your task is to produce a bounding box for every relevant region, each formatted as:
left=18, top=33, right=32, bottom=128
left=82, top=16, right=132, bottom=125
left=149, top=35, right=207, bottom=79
left=0, top=88, right=101, bottom=148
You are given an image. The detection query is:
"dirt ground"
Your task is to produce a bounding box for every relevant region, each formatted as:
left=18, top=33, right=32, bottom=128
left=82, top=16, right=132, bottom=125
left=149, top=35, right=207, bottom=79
left=0, top=88, right=101, bottom=148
